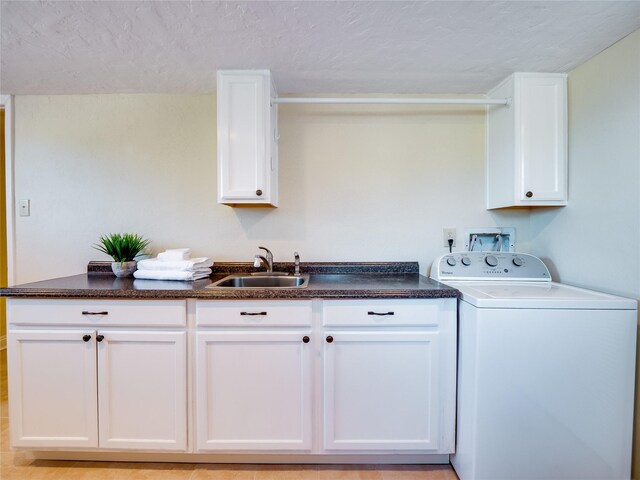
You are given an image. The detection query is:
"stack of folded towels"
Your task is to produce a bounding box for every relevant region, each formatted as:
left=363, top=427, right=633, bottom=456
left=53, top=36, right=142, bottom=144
left=133, top=248, right=213, bottom=281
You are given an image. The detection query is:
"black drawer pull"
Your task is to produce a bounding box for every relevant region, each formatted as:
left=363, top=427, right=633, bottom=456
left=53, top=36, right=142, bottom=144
left=367, top=311, right=395, bottom=316
left=96, top=334, right=105, bottom=342
left=82, top=311, right=109, bottom=316
left=302, top=336, right=310, bottom=343
left=240, top=311, right=268, bottom=316
left=326, top=336, right=334, bottom=343
left=82, top=334, right=91, bottom=342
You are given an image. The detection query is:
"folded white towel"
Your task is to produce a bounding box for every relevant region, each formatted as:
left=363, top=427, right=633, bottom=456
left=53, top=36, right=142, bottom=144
left=158, top=248, right=191, bottom=261
left=133, top=268, right=211, bottom=281
left=137, top=257, right=213, bottom=271
left=133, top=279, right=196, bottom=290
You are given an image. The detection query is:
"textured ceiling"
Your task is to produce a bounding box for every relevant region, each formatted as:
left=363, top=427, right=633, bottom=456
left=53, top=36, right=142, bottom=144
left=1, top=1, right=639, bottom=95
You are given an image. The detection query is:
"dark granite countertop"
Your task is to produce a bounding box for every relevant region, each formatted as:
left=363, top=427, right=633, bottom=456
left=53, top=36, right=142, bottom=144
left=0, top=262, right=459, bottom=300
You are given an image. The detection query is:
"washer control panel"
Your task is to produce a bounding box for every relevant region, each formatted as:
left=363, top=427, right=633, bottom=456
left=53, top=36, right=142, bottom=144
left=430, top=252, right=551, bottom=281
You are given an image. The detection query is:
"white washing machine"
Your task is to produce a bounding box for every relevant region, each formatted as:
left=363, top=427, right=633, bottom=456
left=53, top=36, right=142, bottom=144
left=430, top=252, right=637, bottom=480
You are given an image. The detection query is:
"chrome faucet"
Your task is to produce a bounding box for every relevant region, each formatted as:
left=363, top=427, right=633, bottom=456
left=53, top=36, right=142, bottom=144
left=294, top=251, right=301, bottom=276
left=253, top=246, right=274, bottom=273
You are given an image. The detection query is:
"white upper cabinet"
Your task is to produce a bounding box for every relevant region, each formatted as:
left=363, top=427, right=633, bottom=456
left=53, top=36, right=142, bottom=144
left=217, top=70, right=278, bottom=207
left=486, top=73, right=567, bottom=209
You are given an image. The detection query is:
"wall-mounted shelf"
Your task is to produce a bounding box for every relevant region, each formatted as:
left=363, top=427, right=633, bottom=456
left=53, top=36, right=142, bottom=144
left=273, top=97, right=509, bottom=106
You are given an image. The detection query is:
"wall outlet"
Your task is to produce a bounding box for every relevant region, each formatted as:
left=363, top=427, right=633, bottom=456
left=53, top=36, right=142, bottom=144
left=443, top=228, right=456, bottom=247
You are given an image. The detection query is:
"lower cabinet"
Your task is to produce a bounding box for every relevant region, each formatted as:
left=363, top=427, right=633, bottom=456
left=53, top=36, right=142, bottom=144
left=322, top=299, right=457, bottom=453
left=8, top=297, right=456, bottom=457
left=97, top=330, right=187, bottom=450
left=195, top=331, right=312, bottom=451
left=195, top=300, right=313, bottom=451
left=7, top=300, right=188, bottom=451
left=323, top=331, right=441, bottom=451
left=9, top=330, right=99, bottom=448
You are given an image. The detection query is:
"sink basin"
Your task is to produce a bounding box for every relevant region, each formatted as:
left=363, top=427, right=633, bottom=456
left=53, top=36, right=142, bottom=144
left=208, top=274, right=310, bottom=289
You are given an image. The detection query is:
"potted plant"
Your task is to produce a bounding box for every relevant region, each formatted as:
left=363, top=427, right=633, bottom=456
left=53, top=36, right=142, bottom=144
left=93, top=233, right=151, bottom=278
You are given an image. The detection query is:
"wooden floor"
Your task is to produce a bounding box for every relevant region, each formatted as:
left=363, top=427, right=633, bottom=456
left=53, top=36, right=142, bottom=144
left=0, top=349, right=458, bottom=479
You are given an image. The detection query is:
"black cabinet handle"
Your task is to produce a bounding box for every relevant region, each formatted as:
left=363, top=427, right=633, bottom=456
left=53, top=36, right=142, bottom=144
left=326, top=336, right=334, bottom=343
left=82, top=334, right=91, bottom=342
left=367, top=311, right=395, bottom=316
left=82, top=311, right=109, bottom=316
left=256, top=189, right=263, bottom=196
left=96, top=334, right=104, bottom=342
left=526, top=191, right=533, bottom=198
left=240, top=312, right=268, bottom=316
left=302, top=336, right=310, bottom=344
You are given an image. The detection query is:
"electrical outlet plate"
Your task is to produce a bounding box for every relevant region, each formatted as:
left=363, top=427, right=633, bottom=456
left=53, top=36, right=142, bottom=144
left=443, top=228, right=456, bottom=247
left=19, top=199, right=30, bottom=217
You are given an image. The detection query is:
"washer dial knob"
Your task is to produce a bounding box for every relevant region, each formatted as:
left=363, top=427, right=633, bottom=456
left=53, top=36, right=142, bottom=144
left=446, top=257, right=456, bottom=267
left=461, top=257, right=471, bottom=266
left=512, top=257, right=524, bottom=267
left=485, top=255, right=498, bottom=267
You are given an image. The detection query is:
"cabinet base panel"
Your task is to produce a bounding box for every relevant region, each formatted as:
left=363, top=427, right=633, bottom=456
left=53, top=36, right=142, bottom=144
left=24, top=451, right=450, bottom=464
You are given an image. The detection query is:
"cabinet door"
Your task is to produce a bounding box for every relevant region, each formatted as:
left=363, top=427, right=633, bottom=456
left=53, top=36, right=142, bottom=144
left=8, top=330, right=98, bottom=448
left=196, top=331, right=312, bottom=451
left=518, top=74, right=567, bottom=203
left=323, top=331, right=439, bottom=451
left=487, top=72, right=567, bottom=209
left=217, top=70, right=277, bottom=206
left=97, top=331, right=187, bottom=451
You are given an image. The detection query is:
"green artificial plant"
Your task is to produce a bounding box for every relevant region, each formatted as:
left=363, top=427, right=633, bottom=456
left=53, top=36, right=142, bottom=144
left=93, top=233, right=151, bottom=263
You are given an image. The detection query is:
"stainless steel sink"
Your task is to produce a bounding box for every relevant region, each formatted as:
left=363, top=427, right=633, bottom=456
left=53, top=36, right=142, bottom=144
left=207, top=274, right=310, bottom=289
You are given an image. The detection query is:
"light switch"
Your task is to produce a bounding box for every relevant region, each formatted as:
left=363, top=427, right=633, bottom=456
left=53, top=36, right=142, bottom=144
left=19, top=199, right=30, bottom=217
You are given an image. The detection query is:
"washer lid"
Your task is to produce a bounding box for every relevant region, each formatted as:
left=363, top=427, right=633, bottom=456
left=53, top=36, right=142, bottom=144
left=449, top=281, right=638, bottom=310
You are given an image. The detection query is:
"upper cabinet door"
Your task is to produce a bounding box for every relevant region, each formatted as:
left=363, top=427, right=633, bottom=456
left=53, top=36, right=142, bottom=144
left=487, top=73, right=567, bottom=209
left=217, top=70, right=278, bottom=207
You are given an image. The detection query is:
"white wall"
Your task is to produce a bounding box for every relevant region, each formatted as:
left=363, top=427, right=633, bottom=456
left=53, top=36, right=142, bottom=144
left=529, top=30, right=639, bottom=297
left=13, top=95, right=529, bottom=284
left=528, top=29, right=640, bottom=477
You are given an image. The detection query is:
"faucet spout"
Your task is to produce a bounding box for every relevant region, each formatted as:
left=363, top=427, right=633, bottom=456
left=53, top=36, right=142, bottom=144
left=252, top=246, right=288, bottom=276
left=294, top=252, right=301, bottom=276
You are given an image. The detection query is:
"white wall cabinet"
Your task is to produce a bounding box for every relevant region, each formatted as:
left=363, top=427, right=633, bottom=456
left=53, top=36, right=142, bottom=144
left=486, top=73, right=567, bottom=209
left=7, top=300, right=188, bottom=452
left=322, top=299, right=456, bottom=453
left=217, top=70, right=278, bottom=207
left=195, top=300, right=313, bottom=451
